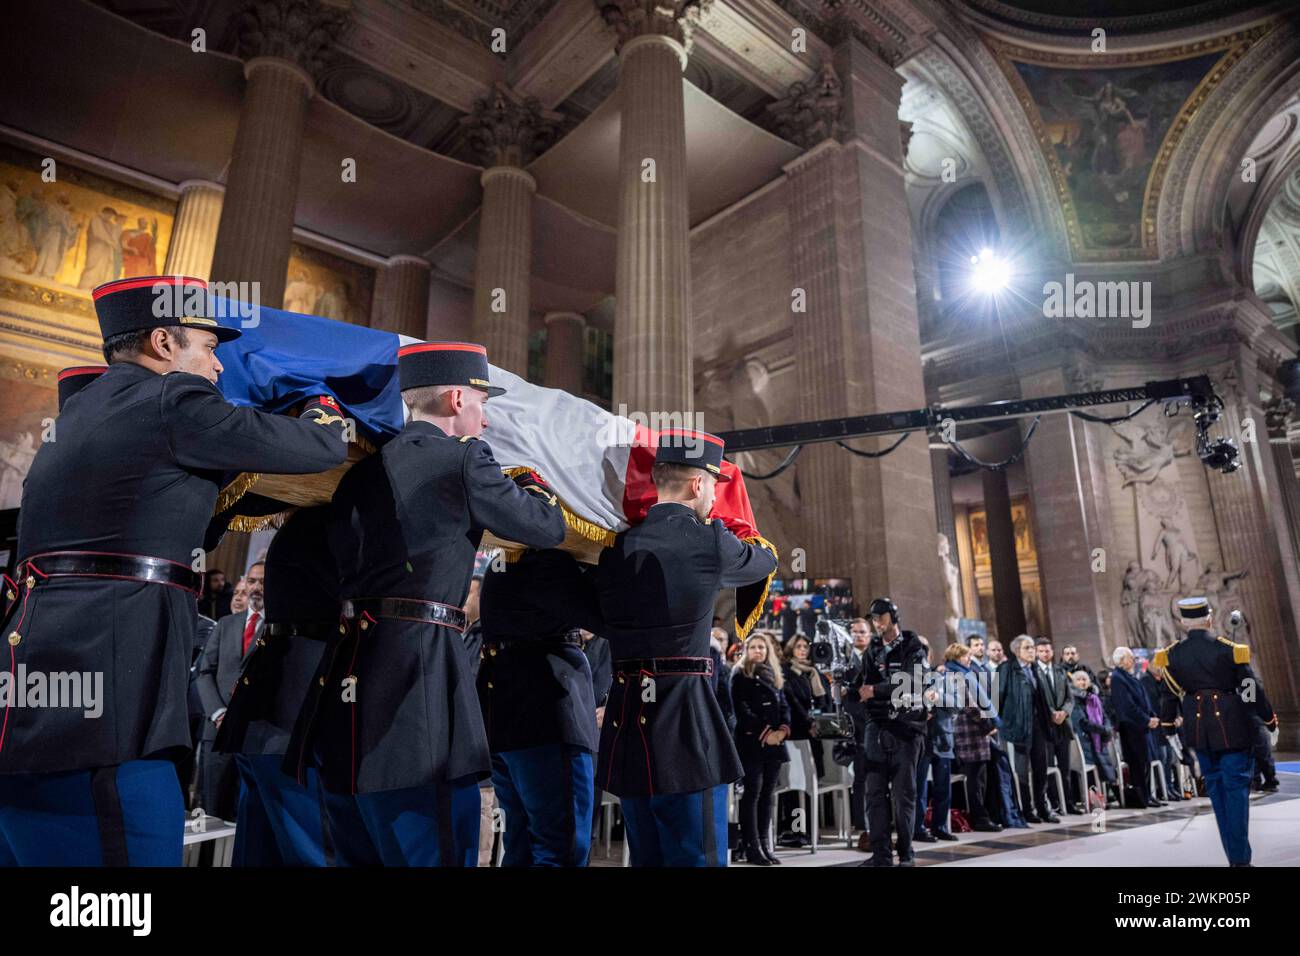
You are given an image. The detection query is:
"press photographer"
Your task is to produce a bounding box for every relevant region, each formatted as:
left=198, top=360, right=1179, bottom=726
left=849, top=597, right=930, bottom=867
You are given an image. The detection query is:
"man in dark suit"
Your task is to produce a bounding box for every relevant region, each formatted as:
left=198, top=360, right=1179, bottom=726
left=997, top=635, right=1059, bottom=824
left=844, top=617, right=872, bottom=844
left=593, top=430, right=777, bottom=866
left=286, top=341, right=565, bottom=867
left=0, top=276, right=348, bottom=867
left=1140, top=659, right=1184, bottom=802
left=214, top=506, right=336, bottom=866
left=1156, top=598, right=1277, bottom=865
left=1109, top=646, right=1164, bottom=808
left=195, top=562, right=266, bottom=821
left=1034, top=638, right=1083, bottom=813
left=478, top=548, right=604, bottom=866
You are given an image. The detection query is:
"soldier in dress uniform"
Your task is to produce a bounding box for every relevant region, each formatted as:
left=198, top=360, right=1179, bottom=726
left=56, top=365, right=106, bottom=411
left=214, top=504, right=336, bottom=866
left=1154, top=597, right=1278, bottom=867
left=286, top=341, right=566, bottom=867
left=594, top=429, right=777, bottom=867
left=0, top=275, right=349, bottom=866
left=478, top=547, right=604, bottom=866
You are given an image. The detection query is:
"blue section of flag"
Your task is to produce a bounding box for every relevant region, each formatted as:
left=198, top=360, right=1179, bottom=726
left=211, top=298, right=405, bottom=442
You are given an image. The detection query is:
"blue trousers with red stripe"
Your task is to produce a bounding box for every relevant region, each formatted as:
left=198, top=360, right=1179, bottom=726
left=1198, top=748, right=1254, bottom=865
left=0, top=759, right=183, bottom=866
left=491, top=744, right=593, bottom=866
left=322, top=774, right=481, bottom=867
left=620, top=784, right=730, bottom=867
left=232, top=754, right=331, bottom=867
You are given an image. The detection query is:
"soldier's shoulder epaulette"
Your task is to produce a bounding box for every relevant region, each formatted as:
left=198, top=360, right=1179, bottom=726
left=458, top=434, right=477, bottom=443
left=703, top=518, right=713, bottom=525
left=1152, top=647, right=1169, bottom=669
left=1216, top=636, right=1249, bottom=664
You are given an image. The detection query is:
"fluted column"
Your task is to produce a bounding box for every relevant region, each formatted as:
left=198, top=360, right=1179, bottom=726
left=163, top=181, right=224, bottom=279
left=601, top=1, right=704, bottom=416
left=543, top=311, right=586, bottom=393
left=1203, top=355, right=1300, bottom=746
left=371, top=255, right=431, bottom=337
left=983, top=467, right=1027, bottom=641
left=209, top=0, right=347, bottom=308
left=463, top=84, right=558, bottom=376
left=472, top=166, right=534, bottom=375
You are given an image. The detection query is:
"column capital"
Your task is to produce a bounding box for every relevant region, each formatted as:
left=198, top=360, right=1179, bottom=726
left=462, top=83, right=561, bottom=169
left=767, top=62, right=843, bottom=149
left=177, top=179, right=225, bottom=196
left=234, top=0, right=350, bottom=87
left=597, top=0, right=713, bottom=56
left=385, top=254, right=431, bottom=271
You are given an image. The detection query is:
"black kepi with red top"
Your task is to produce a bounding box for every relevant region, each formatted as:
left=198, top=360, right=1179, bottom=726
left=655, top=428, right=731, bottom=481
left=56, top=365, right=106, bottom=411
left=91, top=275, right=243, bottom=342
left=397, top=340, right=504, bottom=396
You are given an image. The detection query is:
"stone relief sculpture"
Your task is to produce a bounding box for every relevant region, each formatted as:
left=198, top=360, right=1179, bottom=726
left=1150, top=515, right=1199, bottom=590
left=1196, top=562, right=1249, bottom=617
left=938, top=532, right=963, bottom=634
left=1111, top=416, right=1192, bottom=487
left=1120, top=560, right=1144, bottom=646
left=1136, top=567, right=1178, bottom=649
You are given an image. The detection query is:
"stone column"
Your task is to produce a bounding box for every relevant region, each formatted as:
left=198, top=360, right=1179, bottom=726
left=163, top=181, right=224, bottom=279
left=600, top=1, right=704, bottom=416
left=781, top=37, right=945, bottom=639
left=1202, top=353, right=1300, bottom=747
left=543, top=312, right=586, bottom=393
left=1018, top=361, right=1116, bottom=662
left=931, top=445, right=959, bottom=558
left=209, top=0, right=347, bottom=308
left=982, top=467, right=1027, bottom=641
left=370, top=255, right=431, bottom=337
left=463, top=84, right=558, bottom=377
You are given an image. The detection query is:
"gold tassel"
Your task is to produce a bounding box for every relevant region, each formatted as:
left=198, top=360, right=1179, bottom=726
left=501, top=466, right=617, bottom=547
left=500, top=548, right=525, bottom=564
left=735, top=535, right=780, bottom=640
left=214, top=472, right=260, bottom=515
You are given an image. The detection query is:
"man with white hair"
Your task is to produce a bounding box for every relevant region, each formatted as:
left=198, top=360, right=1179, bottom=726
left=1109, top=646, right=1163, bottom=808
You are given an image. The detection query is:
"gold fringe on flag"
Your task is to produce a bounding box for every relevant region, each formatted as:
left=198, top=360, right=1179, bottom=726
left=226, top=508, right=297, bottom=533
left=502, top=465, right=617, bottom=548
left=214, top=472, right=261, bottom=515
left=735, top=535, right=780, bottom=640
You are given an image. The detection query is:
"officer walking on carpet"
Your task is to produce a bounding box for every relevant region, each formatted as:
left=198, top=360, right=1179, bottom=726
left=286, top=341, right=566, bottom=867
left=478, top=547, right=605, bottom=865
left=1155, top=597, right=1278, bottom=867
left=0, top=275, right=349, bottom=866
left=594, top=429, right=777, bottom=867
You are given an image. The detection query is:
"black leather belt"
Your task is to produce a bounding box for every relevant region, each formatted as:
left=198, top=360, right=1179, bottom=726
left=614, top=656, right=713, bottom=676
left=264, top=621, right=338, bottom=640
left=19, top=550, right=201, bottom=595
left=485, top=633, right=583, bottom=652
left=345, top=597, right=467, bottom=633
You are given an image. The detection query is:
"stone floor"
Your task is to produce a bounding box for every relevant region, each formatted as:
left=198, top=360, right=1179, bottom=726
left=589, top=756, right=1300, bottom=868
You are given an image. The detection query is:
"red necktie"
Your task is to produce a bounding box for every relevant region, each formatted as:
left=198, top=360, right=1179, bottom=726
left=242, top=611, right=260, bottom=655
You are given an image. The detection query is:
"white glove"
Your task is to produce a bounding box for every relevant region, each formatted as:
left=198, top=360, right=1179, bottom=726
left=1269, top=726, right=1280, bottom=748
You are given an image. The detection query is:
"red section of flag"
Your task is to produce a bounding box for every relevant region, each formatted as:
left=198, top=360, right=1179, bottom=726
left=620, top=426, right=759, bottom=540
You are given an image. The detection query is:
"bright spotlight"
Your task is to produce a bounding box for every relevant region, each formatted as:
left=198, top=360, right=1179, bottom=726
left=969, top=248, right=1011, bottom=294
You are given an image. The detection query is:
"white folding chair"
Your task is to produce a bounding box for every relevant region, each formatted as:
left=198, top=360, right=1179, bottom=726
left=1005, top=741, right=1023, bottom=810
left=1069, top=735, right=1103, bottom=808
left=1149, top=759, right=1169, bottom=801
left=599, top=790, right=621, bottom=859
left=182, top=819, right=237, bottom=867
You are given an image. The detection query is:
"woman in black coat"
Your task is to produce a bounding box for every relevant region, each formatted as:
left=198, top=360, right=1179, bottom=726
left=731, top=634, right=791, bottom=866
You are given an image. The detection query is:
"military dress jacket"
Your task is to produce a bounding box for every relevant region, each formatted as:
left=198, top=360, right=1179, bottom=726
left=3, top=363, right=347, bottom=773
left=215, top=506, right=335, bottom=757
left=477, top=548, right=604, bottom=754
left=287, top=422, right=566, bottom=794
left=1158, top=629, right=1276, bottom=753
left=593, top=502, right=777, bottom=798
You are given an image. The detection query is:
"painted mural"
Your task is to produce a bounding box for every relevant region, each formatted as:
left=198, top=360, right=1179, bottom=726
left=989, top=26, right=1270, bottom=260
left=0, top=145, right=175, bottom=294
left=283, top=242, right=373, bottom=326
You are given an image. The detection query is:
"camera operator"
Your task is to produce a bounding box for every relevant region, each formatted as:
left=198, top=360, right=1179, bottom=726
left=850, top=598, right=930, bottom=867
